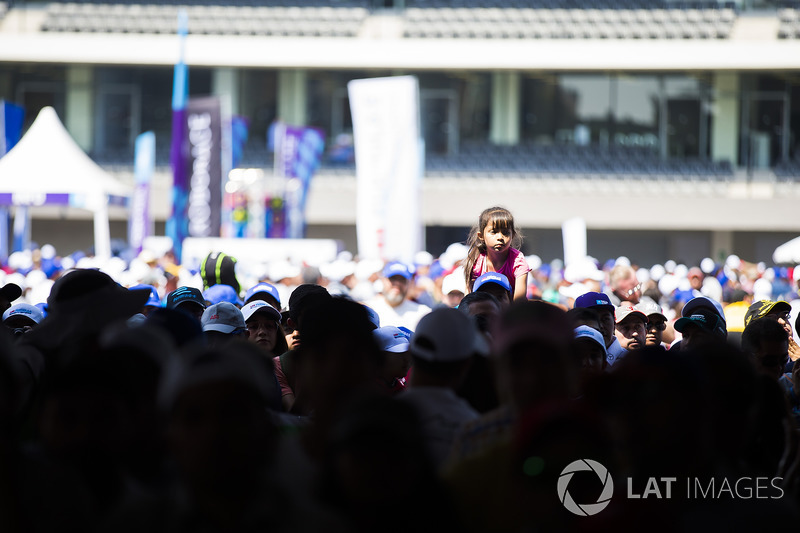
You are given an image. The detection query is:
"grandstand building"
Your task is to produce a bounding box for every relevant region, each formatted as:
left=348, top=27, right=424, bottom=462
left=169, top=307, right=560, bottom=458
left=1, top=0, right=800, bottom=265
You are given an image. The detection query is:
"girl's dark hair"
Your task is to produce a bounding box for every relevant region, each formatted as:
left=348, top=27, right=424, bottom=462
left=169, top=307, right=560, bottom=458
left=463, top=207, right=523, bottom=292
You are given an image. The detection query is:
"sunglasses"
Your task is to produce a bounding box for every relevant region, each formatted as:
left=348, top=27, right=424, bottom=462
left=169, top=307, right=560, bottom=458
left=625, top=283, right=642, bottom=298
left=765, top=312, right=791, bottom=322
left=647, top=321, right=667, bottom=332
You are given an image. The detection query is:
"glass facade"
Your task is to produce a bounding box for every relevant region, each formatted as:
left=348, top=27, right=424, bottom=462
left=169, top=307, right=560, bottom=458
left=522, top=72, right=702, bottom=156
left=4, top=64, right=800, bottom=171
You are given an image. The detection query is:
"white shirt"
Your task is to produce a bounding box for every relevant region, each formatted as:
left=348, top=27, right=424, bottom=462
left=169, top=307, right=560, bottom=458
left=365, top=296, right=431, bottom=331
left=607, top=337, right=625, bottom=366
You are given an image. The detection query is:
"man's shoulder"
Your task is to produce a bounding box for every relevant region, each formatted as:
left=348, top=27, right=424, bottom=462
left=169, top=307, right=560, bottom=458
left=604, top=290, right=621, bottom=306
left=398, top=299, right=431, bottom=313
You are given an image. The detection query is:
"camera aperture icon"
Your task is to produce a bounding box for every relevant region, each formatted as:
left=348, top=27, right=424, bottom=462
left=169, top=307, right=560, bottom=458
left=557, top=459, right=614, bottom=516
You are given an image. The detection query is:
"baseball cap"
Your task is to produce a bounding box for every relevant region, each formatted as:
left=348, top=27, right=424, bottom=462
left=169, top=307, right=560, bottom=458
left=743, top=300, right=792, bottom=329
left=473, top=272, right=511, bottom=293
left=410, top=307, right=488, bottom=363
left=201, top=302, right=246, bottom=334
left=674, top=307, right=725, bottom=336
left=0, top=283, right=22, bottom=303
left=203, top=284, right=242, bottom=307
left=244, top=282, right=281, bottom=306
left=442, top=271, right=467, bottom=295
left=373, top=326, right=410, bottom=353
left=241, top=300, right=282, bottom=323
left=3, top=303, right=44, bottom=325
left=574, top=291, right=614, bottom=311
left=574, top=325, right=607, bottom=357
left=383, top=261, right=413, bottom=280
left=166, top=286, right=206, bottom=311
left=681, top=296, right=726, bottom=324
left=635, top=300, right=666, bottom=322
left=129, top=284, right=161, bottom=308
left=363, top=304, right=381, bottom=329
left=615, top=306, right=648, bottom=324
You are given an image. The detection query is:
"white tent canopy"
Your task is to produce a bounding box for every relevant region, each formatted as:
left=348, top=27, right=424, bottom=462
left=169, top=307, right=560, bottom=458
left=0, top=106, right=131, bottom=258
left=773, top=236, right=800, bottom=265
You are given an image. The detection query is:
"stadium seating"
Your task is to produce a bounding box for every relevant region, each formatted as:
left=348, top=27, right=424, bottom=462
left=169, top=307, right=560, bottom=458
left=778, top=8, right=800, bottom=39
left=90, top=136, right=737, bottom=183
left=36, top=0, right=742, bottom=40
left=41, top=2, right=369, bottom=37
left=403, top=3, right=737, bottom=40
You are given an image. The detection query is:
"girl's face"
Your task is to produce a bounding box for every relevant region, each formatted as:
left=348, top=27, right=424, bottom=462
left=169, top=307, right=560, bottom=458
left=481, top=220, right=512, bottom=254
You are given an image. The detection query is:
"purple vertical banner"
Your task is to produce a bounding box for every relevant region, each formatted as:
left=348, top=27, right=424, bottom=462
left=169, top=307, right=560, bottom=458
left=185, top=96, right=222, bottom=238
left=167, top=8, right=189, bottom=262
left=274, top=125, right=325, bottom=239
left=129, top=131, right=155, bottom=255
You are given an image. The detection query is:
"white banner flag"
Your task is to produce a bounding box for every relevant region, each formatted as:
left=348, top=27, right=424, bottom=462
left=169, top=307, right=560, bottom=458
left=348, top=76, right=423, bottom=264
left=562, top=216, right=587, bottom=268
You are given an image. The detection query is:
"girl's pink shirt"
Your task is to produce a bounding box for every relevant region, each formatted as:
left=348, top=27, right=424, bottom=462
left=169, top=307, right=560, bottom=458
left=471, top=247, right=530, bottom=289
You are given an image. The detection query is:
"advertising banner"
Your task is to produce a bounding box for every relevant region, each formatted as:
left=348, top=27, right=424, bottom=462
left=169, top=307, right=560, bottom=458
left=185, top=96, right=223, bottom=239
left=348, top=76, right=423, bottom=264
left=129, top=131, right=155, bottom=254
left=273, top=124, right=325, bottom=239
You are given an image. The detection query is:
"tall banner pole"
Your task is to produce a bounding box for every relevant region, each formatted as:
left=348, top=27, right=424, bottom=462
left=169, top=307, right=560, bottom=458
left=167, top=8, right=189, bottom=262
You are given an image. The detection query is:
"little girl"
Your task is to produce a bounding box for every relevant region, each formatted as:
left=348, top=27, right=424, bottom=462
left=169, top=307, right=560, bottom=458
left=463, top=206, right=530, bottom=301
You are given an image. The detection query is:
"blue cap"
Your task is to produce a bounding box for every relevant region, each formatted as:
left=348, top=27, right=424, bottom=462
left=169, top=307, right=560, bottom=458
left=203, top=284, right=242, bottom=306
left=473, top=272, right=511, bottom=293
left=34, top=302, right=48, bottom=318
left=166, top=286, right=206, bottom=310
left=574, top=325, right=607, bottom=356
left=428, top=260, right=446, bottom=280
left=681, top=296, right=726, bottom=323
left=574, top=291, right=614, bottom=311
left=130, top=284, right=161, bottom=308
left=383, top=261, right=413, bottom=280
left=244, top=282, right=281, bottom=306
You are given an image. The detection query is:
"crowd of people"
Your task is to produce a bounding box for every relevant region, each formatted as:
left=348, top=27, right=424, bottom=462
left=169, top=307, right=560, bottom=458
left=0, top=206, right=799, bottom=531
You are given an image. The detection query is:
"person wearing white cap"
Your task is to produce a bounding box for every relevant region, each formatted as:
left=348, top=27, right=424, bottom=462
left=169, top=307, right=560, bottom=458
left=440, top=270, right=467, bottom=308
left=397, top=308, right=485, bottom=470
left=3, top=302, right=44, bottom=337
left=614, top=306, right=648, bottom=360
left=635, top=300, right=670, bottom=349
left=373, top=326, right=412, bottom=394
left=241, top=300, right=286, bottom=357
